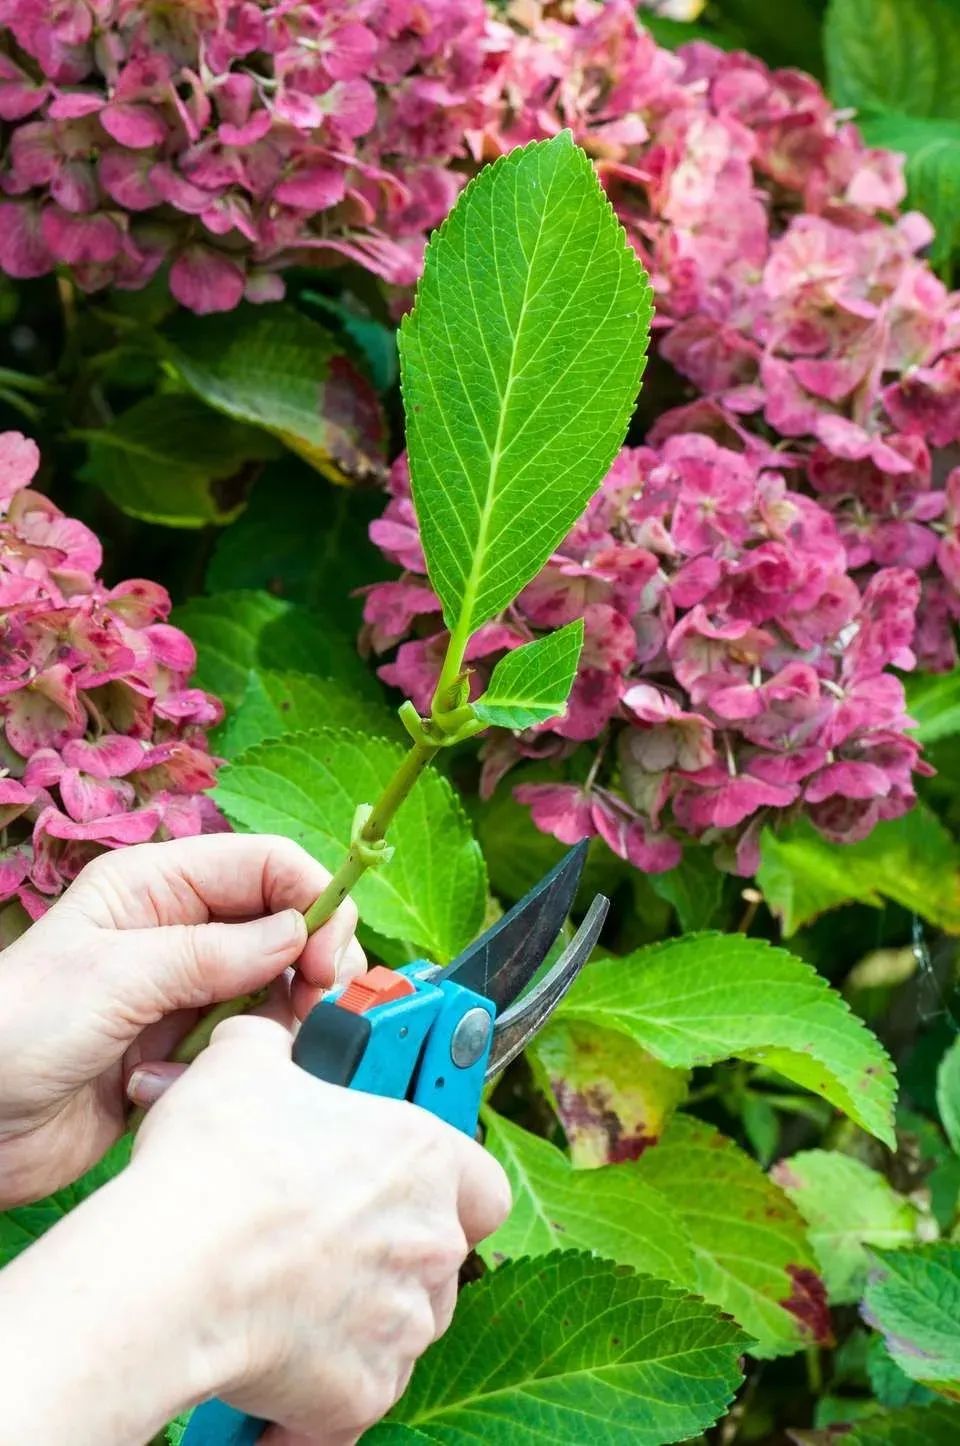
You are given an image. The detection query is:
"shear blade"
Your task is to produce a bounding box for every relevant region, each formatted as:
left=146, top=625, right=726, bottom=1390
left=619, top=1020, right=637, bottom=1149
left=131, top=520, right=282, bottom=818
left=436, top=840, right=590, bottom=1011
left=486, top=894, right=608, bottom=1079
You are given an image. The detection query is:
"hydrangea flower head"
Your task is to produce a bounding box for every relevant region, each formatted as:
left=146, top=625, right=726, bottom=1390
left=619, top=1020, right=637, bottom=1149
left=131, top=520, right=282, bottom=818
left=0, top=430, right=224, bottom=923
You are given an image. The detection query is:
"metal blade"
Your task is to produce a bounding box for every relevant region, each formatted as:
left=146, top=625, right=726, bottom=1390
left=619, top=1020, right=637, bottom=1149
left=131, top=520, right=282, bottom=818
left=435, top=840, right=590, bottom=1012
left=485, top=894, right=608, bottom=1079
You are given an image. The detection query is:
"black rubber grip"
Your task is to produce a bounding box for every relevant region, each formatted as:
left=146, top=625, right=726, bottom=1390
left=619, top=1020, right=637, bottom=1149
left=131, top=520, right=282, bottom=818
left=292, top=1004, right=371, bottom=1085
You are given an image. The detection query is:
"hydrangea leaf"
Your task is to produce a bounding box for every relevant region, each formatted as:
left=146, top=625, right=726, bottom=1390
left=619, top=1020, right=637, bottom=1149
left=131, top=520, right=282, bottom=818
left=165, top=304, right=386, bottom=484
left=905, top=670, right=960, bottom=747
left=367, top=1252, right=747, bottom=1445
left=80, top=394, right=277, bottom=528
left=556, top=933, right=897, bottom=1146
left=815, top=1402, right=960, bottom=1444
left=214, top=730, right=487, bottom=961
left=479, top=1109, right=697, bottom=1288
left=473, top=620, right=584, bottom=730
left=528, top=1018, right=689, bottom=1166
left=648, top=846, right=727, bottom=932
left=757, top=809, right=960, bottom=938
left=216, top=670, right=401, bottom=759
left=771, top=1151, right=922, bottom=1304
left=825, top=0, right=960, bottom=120
left=860, top=114, right=960, bottom=275
left=400, top=132, right=651, bottom=640
left=863, top=1243, right=960, bottom=1400
left=163, top=1412, right=193, bottom=1445
left=867, top=1334, right=938, bottom=1409
left=936, top=1038, right=960, bottom=1155
left=172, top=589, right=376, bottom=712
left=633, top=1116, right=829, bottom=1357
left=0, top=1138, right=131, bottom=1269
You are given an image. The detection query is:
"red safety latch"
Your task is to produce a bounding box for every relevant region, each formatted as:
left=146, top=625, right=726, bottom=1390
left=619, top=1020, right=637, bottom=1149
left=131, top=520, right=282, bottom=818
left=336, top=965, right=417, bottom=1015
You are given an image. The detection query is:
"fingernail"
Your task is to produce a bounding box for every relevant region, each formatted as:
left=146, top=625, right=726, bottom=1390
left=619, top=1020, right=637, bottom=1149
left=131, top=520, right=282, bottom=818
left=336, top=937, right=367, bottom=984
left=126, top=1064, right=183, bottom=1107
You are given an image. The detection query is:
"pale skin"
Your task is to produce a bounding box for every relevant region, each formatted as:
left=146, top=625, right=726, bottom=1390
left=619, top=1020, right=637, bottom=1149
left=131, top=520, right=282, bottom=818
left=0, top=835, right=511, bottom=1446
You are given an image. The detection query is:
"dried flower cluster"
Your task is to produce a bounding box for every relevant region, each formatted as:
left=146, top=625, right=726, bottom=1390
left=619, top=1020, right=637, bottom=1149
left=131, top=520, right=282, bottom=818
left=0, top=431, right=224, bottom=921
left=365, top=442, right=930, bottom=873
left=0, top=0, right=495, bottom=308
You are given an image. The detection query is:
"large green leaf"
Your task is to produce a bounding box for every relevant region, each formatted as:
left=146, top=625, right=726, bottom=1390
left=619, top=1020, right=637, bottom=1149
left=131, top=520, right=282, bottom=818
left=634, top=1117, right=829, bottom=1357
left=480, top=1109, right=696, bottom=1285
left=172, top=589, right=375, bottom=712
left=868, top=1334, right=938, bottom=1409
left=400, top=132, right=650, bottom=640
left=368, top=1253, right=747, bottom=1444
left=215, top=731, right=486, bottom=961
left=798, top=1403, right=960, bottom=1444
left=772, top=1152, right=922, bottom=1305
left=165, top=304, right=385, bottom=483
left=556, top=933, right=897, bottom=1146
left=216, top=670, right=400, bottom=759
left=863, top=1244, right=960, bottom=1400
left=473, top=621, right=584, bottom=730
left=529, top=1017, right=688, bottom=1166
left=0, top=1139, right=130, bottom=1268
left=825, top=0, right=960, bottom=118
left=81, top=394, right=277, bottom=528
left=757, top=809, right=960, bottom=938
left=906, top=672, right=960, bottom=747
left=937, top=1038, right=960, bottom=1156
left=860, top=114, right=960, bottom=275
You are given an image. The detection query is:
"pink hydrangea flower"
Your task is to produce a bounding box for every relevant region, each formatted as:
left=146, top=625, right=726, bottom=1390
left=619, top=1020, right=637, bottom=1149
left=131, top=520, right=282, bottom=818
left=0, top=430, right=225, bottom=924
left=366, top=435, right=928, bottom=875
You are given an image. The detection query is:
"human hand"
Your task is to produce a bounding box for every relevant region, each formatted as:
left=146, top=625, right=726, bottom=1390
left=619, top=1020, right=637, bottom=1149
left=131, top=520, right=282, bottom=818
left=132, top=1014, right=511, bottom=1446
left=0, top=834, right=365, bottom=1207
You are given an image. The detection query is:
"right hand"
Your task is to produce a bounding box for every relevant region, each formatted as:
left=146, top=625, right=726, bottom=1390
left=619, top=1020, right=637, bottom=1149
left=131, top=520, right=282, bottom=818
left=131, top=1013, right=512, bottom=1446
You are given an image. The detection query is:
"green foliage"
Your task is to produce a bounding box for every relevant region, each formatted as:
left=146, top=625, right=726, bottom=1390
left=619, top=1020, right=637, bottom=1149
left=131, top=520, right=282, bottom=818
left=868, top=1334, right=938, bottom=1409
left=80, top=394, right=277, bottom=527
left=215, top=730, right=487, bottom=961
left=172, top=589, right=375, bottom=711
left=0, top=1138, right=130, bottom=1269
left=772, top=1151, right=922, bottom=1304
left=368, top=1253, right=748, bottom=1444
left=399, top=132, right=650, bottom=644
left=826, top=1402, right=960, bottom=1443
left=529, top=1017, right=689, bottom=1165
left=473, top=620, right=584, bottom=730
left=647, top=847, right=727, bottom=932
left=217, top=670, right=401, bottom=759
left=632, top=1116, right=827, bottom=1358
left=863, top=1244, right=960, bottom=1400
left=481, top=1109, right=697, bottom=1284
left=758, top=809, right=960, bottom=937
left=936, top=1038, right=960, bottom=1156
left=905, top=672, right=960, bottom=746
left=555, top=933, right=897, bottom=1146
left=860, top=113, right=960, bottom=274
left=165, top=303, right=385, bottom=481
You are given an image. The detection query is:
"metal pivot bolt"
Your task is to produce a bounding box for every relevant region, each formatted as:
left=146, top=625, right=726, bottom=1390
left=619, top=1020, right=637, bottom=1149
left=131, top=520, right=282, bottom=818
left=450, top=1007, right=492, bottom=1069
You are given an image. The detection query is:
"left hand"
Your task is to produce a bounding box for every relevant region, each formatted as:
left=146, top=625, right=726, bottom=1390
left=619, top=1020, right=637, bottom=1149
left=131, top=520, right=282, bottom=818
left=0, top=834, right=366, bottom=1208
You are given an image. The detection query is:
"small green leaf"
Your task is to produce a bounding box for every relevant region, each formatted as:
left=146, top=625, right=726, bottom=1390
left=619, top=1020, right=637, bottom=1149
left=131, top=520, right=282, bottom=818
left=634, top=1117, right=828, bottom=1357
left=473, top=620, right=584, bottom=730
left=868, top=1334, right=938, bottom=1409
left=0, top=1138, right=131, bottom=1268
left=480, top=1109, right=697, bottom=1285
left=216, top=670, right=400, bottom=759
left=163, top=1412, right=193, bottom=1445
left=556, top=933, right=897, bottom=1146
left=165, top=304, right=385, bottom=483
left=936, top=1038, right=960, bottom=1155
left=864, top=1243, right=960, bottom=1400
left=81, top=394, right=277, bottom=527
left=368, top=1253, right=747, bottom=1445
left=172, top=589, right=376, bottom=713
left=741, top=1095, right=780, bottom=1168
left=906, top=671, right=960, bottom=747
left=215, top=730, right=487, bottom=961
left=825, top=0, right=960, bottom=118
left=529, top=1018, right=688, bottom=1166
left=757, top=809, right=960, bottom=937
left=826, top=1402, right=960, bottom=1444
left=772, top=1151, right=922, bottom=1304
left=400, top=133, right=650, bottom=640
left=648, top=846, right=726, bottom=932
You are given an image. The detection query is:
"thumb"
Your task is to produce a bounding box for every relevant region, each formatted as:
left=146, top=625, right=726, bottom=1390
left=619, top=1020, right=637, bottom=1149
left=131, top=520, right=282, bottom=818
left=107, top=910, right=308, bottom=1026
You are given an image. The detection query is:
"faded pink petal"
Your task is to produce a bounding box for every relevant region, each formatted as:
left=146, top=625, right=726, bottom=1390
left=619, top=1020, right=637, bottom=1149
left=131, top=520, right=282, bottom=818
left=169, top=246, right=245, bottom=314
left=514, top=783, right=595, bottom=845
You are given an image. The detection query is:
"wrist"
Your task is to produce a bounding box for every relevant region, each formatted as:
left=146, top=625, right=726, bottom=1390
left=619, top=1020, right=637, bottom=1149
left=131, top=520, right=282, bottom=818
left=0, top=1155, right=232, bottom=1445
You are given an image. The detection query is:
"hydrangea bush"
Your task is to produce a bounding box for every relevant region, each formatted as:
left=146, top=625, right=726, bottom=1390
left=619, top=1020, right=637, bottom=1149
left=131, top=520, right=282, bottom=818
left=0, top=431, right=223, bottom=923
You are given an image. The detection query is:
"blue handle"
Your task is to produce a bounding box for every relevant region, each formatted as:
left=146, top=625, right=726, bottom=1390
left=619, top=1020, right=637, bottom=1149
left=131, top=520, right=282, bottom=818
left=182, top=965, right=494, bottom=1445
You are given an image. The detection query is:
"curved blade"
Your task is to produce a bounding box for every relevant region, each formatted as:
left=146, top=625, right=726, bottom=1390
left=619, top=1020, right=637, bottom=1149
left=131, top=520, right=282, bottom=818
left=486, top=894, right=608, bottom=1078
left=436, top=840, right=589, bottom=1011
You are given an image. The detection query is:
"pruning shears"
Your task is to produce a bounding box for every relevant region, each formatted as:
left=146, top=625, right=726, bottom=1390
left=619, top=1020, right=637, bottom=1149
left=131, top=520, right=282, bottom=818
left=182, top=841, right=608, bottom=1446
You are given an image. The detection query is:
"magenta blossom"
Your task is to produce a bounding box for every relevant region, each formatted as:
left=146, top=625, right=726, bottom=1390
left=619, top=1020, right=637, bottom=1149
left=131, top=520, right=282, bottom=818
left=365, top=437, right=930, bottom=876
left=0, top=430, right=225, bottom=926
